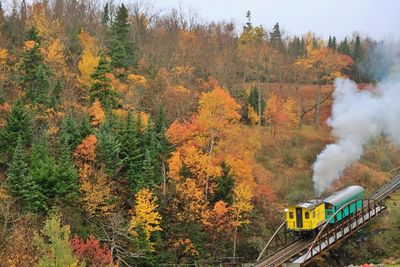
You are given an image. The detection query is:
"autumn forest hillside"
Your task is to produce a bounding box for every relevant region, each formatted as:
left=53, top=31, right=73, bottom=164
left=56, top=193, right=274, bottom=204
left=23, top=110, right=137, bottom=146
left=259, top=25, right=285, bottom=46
left=0, top=1, right=399, bottom=266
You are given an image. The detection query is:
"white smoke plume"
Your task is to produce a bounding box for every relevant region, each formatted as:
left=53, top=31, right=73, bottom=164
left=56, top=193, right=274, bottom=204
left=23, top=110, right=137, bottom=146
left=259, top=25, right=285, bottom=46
left=313, top=56, right=400, bottom=195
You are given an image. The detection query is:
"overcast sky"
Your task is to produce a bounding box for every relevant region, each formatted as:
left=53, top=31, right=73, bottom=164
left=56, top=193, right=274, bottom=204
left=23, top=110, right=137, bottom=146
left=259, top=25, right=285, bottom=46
left=153, top=0, right=400, bottom=41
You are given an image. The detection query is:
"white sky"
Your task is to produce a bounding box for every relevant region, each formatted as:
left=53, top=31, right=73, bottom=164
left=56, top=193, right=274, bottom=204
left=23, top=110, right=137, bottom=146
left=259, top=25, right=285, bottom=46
left=151, top=0, right=400, bottom=41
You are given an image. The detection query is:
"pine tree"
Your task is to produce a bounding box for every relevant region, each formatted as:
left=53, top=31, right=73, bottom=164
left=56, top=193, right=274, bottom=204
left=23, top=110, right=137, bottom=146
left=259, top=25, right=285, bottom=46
left=332, top=36, right=337, bottom=51
left=29, top=64, right=50, bottom=105
left=50, top=79, right=62, bottom=108
left=338, top=38, right=351, bottom=56
left=29, top=137, right=57, bottom=209
left=109, top=4, right=137, bottom=69
left=19, top=36, right=46, bottom=95
left=25, top=26, right=41, bottom=43
left=79, top=115, right=93, bottom=140
left=328, top=35, right=332, bottom=49
left=0, top=99, right=32, bottom=156
left=212, top=162, right=235, bottom=205
left=246, top=87, right=265, bottom=124
left=270, top=23, right=285, bottom=52
left=60, top=112, right=81, bottom=151
left=7, top=136, right=29, bottom=197
left=102, top=3, right=110, bottom=27
left=352, top=35, right=364, bottom=82
left=97, top=114, right=122, bottom=177
left=139, top=148, right=158, bottom=190
left=54, top=143, right=79, bottom=202
left=7, top=136, right=44, bottom=212
left=118, top=113, right=143, bottom=190
left=89, top=54, right=120, bottom=108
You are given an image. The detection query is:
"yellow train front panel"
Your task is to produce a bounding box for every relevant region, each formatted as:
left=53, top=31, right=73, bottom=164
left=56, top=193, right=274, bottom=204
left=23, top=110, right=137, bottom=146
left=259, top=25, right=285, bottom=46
left=285, top=200, right=326, bottom=231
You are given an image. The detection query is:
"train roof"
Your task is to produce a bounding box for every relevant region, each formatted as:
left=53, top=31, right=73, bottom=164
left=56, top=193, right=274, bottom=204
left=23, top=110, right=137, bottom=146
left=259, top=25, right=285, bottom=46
left=324, top=185, right=364, bottom=206
left=296, top=199, right=324, bottom=210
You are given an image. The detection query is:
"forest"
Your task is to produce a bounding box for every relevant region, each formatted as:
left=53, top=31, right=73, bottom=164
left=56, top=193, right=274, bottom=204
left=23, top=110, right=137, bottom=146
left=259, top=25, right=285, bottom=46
left=0, top=0, right=399, bottom=266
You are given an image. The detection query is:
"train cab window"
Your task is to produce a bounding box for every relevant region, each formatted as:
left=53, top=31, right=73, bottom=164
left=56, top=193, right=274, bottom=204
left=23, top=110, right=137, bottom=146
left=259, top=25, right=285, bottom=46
left=305, top=212, right=309, bottom=219
left=312, top=211, right=316, bottom=218
left=289, top=212, right=294, bottom=219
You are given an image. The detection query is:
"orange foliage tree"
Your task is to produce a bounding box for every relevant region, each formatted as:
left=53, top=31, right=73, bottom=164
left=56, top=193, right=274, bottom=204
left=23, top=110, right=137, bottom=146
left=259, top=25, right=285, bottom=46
left=73, top=134, right=116, bottom=217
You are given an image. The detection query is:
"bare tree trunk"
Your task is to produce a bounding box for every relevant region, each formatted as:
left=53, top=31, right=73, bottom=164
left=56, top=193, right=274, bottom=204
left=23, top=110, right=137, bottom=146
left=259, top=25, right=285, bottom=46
left=161, top=161, right=167, bottom=196
left=233, top=224, right=238, bottom=262
left=313, top=81, right=321, bottom=129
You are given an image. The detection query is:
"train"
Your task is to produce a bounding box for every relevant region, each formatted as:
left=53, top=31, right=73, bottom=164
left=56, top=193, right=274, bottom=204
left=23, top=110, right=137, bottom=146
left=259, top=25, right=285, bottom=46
left=285, top=185, right=364, bottom=235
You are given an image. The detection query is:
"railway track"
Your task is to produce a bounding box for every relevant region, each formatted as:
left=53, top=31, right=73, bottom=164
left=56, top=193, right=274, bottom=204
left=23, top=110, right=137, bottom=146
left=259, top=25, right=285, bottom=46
left=254, top=174, right=400, bottom=267
left=255, top=240, right=311, bottom=267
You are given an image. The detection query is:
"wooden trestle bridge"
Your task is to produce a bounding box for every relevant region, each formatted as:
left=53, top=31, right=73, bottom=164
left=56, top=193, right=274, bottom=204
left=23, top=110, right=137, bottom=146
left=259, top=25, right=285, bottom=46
left=254, top=174, right=400, bottom=267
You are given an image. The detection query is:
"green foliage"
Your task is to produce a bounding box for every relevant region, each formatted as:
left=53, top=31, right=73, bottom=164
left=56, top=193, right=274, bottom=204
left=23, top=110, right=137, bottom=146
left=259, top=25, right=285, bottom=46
left=29, top=64, right=51, bottom=106
left=288, top=36, right=306, bottom=59
left=338, top=37, right=351, bottom=56
left=29, top=137, right=57, bottom=210
left=118, top=113, right=143, bottom=191
left=0, top=99, right=32, bottom=159
left=54, top=144, right=79, bottom=203
left=36, top=212, right=81, bottom=267
left=60, top=112, right=81, bottom=151
left=25, top=26, right=42, bottom=43
left=89, top=54, right=120, bottom=108
left=7, top=136, right=44, bottom=212
left=109, top=4, right=137, bottom=69
left=212, top=162, right=235, bottom=205
left=50, top=80, right=62, bottom=108
left=97, top=113, right=122, bottom=177
left=269, top=23, right=285, bottom=52
left=19, top=38, right=46, bottom=96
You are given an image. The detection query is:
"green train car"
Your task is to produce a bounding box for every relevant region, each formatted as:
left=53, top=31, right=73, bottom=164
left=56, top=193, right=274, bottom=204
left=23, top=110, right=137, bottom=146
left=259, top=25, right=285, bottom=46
left=286, top=185, right=364, bottom=232
left=324, top=185, right=364, bottom=224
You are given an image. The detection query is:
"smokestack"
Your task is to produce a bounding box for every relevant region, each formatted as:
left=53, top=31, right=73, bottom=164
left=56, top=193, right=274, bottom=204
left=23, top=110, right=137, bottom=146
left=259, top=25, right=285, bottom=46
left=312, top=43, right=400, bottom=195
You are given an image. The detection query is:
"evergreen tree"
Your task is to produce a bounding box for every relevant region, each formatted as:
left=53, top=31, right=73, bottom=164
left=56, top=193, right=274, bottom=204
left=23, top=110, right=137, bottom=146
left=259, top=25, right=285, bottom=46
left=60, top=112, right=81, bottom=151
left=102, top=3, right=110, bottom=26
left=269, top=23, right=285, bottom=52
left=139, top=148, right=158, bottom=190
left=118, top=113, right=143, bottom=190
left=97, top=113, right=122, bottom=177
left=246, top=87, right=265, bottom=124
left=89, top=54, right=120, bottom=108
left=352, top=35, right=364, bottom=82
left=54, top=143, right=79, bottom=202
left=338, top=38, right=351, bottom=56
left=19, top=32, right=46, bottom=94
left=79, top=115, right=93, bottom=139
left=29, top=137, right=57, bottom=209
left=7, top=136, right=44, bottom=212
left=109, top=4, right=136, bottom=69
left=212, top=162, right=235, bottom=205
left=50, top=79, right=62, bottom=108
left=29, top=64, right=50, bottom=105
left=25, top=26, right=41, bottom=43
left=332, top=36, right=337, bottom=51
left=0, top=99, right=32, bottom=156
left=327, top=35, right=332, bottom=49
left=7, top=136, right=29, bottom=197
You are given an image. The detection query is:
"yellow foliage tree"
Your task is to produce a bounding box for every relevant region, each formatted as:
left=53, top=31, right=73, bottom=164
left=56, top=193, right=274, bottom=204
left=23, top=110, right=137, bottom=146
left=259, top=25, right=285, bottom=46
left=46, top=38, right=66, bottom=76
left=129, top=188, right=162, bottom=250
left=78, top=31, right=100, bottom=87
left=0, top=48, right=8, bottom=90
left=247, top=105, right=259, bottom=126
left=78, top=49, right=100, bottom=87
left=231, top=182, right=254, bottom=259
left=73, top=135, right=115, bottom=217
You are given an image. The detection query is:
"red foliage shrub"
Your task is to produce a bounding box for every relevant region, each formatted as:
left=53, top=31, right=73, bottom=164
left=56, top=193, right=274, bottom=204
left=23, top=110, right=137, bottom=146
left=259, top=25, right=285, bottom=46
left=71, top=235, right=113, bottom=266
